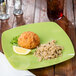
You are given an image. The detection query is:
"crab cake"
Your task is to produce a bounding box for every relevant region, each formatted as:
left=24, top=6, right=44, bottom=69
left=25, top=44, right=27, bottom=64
left=18, top=31, right=40, bottom=49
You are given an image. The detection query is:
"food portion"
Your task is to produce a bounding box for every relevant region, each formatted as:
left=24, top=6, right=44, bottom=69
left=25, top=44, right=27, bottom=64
left=18, top=31, right=40, bottom=49
left=13, top=46, right=31, bottom=55
left=34, top=40, right=63, bottom=61
left=11, top=31, right=63, bottom=60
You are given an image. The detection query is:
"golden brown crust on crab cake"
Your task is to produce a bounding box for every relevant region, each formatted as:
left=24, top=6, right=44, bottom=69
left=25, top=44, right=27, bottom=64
left=18, top=31, right=40, bottom=49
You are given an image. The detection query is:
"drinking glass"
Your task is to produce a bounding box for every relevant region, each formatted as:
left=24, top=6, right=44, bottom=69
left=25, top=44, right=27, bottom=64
left=47, top=0, right=64, bottom=21
left=13, top=0, right=23, bottom=15
left=0, top=0, right=10, bottom=20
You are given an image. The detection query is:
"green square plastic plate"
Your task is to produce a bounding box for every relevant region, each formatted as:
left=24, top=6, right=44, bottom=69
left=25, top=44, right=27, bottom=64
left=2, top=22, right=75, bottom=70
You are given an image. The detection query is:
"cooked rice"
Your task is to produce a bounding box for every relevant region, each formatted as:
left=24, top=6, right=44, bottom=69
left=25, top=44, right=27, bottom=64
left=34, top=40, right=63, bottom=61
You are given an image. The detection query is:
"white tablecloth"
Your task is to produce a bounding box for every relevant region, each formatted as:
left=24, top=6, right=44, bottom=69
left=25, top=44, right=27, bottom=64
left=0, top=52, right=35, bottom=76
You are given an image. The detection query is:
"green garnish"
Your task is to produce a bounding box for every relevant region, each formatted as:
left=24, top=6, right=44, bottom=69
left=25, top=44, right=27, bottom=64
left=10, top=35, right=20, bottom=45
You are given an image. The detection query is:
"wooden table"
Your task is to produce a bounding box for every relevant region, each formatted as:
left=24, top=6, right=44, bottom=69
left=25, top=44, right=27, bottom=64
left=0, top=0, right=76, bottom=76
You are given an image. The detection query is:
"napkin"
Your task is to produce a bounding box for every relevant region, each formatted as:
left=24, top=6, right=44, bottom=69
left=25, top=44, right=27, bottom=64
left=0, top=52, right=36, bottom=76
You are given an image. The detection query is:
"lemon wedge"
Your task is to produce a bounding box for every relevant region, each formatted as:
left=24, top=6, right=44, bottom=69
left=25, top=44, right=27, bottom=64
left=13, top=46, right=31, bottom=55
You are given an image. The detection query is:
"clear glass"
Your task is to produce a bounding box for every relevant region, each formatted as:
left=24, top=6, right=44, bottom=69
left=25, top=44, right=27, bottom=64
left=13, top=0, right=23, bottom=15
left=47, top=0, right=64, bottom=21
left=0, top=0, right=10, bottom=20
